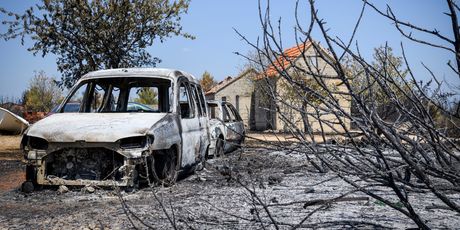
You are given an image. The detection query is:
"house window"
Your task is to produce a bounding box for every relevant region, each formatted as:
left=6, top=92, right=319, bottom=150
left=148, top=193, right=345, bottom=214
left=221, top=96, right=227, bottom=102
left=235, top=95, right=240, bottom=112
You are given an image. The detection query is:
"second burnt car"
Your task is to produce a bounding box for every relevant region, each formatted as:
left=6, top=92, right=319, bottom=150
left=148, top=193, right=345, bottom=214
left=21, top=68, right=210, bottom=191
left=207, top=100, right=245, bottom=157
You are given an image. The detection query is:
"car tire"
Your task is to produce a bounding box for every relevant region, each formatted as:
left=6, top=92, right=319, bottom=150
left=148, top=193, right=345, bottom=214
left=150, top=148, right=178, bottom=186
left=22, top=165, right=38, bottom=193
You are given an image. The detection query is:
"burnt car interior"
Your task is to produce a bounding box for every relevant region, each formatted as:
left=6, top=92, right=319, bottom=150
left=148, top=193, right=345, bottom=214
left=60, top=77, right=172, bottom=113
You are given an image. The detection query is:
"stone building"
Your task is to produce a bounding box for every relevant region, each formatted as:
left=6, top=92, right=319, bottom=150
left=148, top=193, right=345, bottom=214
left=205, top=40, right=350, bottom=134
left=205, top=69, right=258, bottom=129
left=253, top=40, right=351, bottom=133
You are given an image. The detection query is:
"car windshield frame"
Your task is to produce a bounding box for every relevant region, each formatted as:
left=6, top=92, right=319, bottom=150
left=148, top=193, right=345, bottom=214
left=59, top=77, right=173, bottom=113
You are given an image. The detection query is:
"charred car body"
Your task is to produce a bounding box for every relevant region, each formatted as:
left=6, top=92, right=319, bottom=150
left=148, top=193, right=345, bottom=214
left=207, top=100, right=245, bottom=157
left=22, top=68, right=210, bottom=190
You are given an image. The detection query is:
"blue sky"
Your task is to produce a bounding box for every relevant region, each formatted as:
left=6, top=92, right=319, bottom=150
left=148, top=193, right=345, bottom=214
left=0, top=0, right=457, bottom=99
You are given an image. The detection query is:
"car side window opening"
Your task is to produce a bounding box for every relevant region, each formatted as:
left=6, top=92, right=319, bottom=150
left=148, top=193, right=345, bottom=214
left=222, top=104, right=234, bottom=122
left=196, top=86, right=207, bottom=117
left=179, top=82, right=195, bottom=118
left=190, top=84, right=203, bottom=117
left=168, top=85, right=174, bottom=113
left=208, top=103, right=222, bottom=120
left=227, top=104, right=242, bottom=121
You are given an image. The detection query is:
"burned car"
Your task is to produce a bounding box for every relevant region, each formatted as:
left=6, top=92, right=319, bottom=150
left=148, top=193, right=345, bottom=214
left=21, top=68, right=210, bottom=191
left=207, top=100, right=245, bottom=157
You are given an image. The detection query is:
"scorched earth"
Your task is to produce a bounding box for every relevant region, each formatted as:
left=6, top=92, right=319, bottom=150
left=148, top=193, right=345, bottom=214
left=0, top=136, right=458, bottom=229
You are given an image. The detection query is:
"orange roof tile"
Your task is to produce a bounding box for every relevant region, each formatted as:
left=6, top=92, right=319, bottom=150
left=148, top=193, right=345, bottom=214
left=264, top=41, right=312, bottom=77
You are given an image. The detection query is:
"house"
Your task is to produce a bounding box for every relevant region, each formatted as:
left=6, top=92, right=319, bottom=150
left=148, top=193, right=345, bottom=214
left=205, top=69, right=258, bottom=129
left=205, top=40, right=350, bottom=134
left=253, top=40, right=351, bottom=133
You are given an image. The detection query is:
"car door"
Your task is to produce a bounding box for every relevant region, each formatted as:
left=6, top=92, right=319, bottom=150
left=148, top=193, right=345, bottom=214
left=226, top=103, right=245, bottom=143
left=178, top=79, right=201, bottom=167
left=190, top=84, right=209, bottom=162
left=222, top=103, right=238, bottom=142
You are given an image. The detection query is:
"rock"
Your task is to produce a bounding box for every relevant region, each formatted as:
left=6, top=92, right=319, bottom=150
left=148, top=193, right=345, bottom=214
left=195, top=176, right=206, bottom=182
left=58, top=185, right=69, bottom=194
left=270, top=197, right=279, bottom=204
left=268, top=175, right=283, bottom=185
left=304, top=188, right=315, bottom=194
left=283, top=168, right=296, bottom=174
left=82, top=186, right=96, bottom=193
left=218, top=165, right=232, bottom=178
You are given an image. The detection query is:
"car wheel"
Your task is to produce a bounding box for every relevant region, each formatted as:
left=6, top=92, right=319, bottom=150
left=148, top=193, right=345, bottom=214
left=22, top=165, right=38, bottom=193
left=215, top=137, right=225, bottom=157
left=150, top=148, right=178, bottom=186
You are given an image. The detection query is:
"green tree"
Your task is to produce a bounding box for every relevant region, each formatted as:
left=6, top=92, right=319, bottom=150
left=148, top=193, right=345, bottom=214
left=134, top=87, right=158, bottom=106
left=0, top=0, right=193, bottom=88
left=344, top=45, right=411, bottom=120
left=24, top=71, right=63, bottom=112
left=199, top=71, right=217, bottom=92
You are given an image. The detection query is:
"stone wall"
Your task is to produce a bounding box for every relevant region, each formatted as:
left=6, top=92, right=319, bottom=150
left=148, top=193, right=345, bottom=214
left=274, top=47, right=351, bottom=133
left=213, top=71, right=256, bottom=128
left=251, top=46, right=351, bottom=134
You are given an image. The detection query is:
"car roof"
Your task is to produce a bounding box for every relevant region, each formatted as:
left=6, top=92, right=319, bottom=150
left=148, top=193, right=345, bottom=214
left=80, top=68, right=199, bottom=84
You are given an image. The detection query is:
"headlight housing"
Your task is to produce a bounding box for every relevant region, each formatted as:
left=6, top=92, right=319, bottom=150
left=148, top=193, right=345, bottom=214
left=22, top=135, right=49, bottom=150
left=119, top=135, right=153, bottom=149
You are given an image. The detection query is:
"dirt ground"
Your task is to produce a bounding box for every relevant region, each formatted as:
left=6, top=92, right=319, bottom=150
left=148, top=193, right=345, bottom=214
left=0, top=135, right=459, bottom=229
left=0, top=135, right=24, bottom=193
left=0, top=135, right=22, bottom=160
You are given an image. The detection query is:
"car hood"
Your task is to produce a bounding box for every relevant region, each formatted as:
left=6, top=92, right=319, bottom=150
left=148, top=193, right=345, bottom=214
left=27, top=113, right=168, bottom=142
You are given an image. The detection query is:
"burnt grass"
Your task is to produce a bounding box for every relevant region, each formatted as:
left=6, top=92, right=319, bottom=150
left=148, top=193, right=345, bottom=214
left=0, top=145, right=459, bottom=229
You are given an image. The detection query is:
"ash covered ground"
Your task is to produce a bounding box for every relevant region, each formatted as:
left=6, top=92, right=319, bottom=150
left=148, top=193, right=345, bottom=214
left=0, top=140, right=459, bottom=229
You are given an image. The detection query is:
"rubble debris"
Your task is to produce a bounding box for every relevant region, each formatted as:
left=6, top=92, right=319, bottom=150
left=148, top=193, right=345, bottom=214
left=270, top=197, right=279, bottom=204
left=82, top=186, right=96, bottom=193
left=268, top=174, right=283, bottom=185
left=58, top=185, right=69, bottom=194
left=195, top=176, right=206, bottom=182
left=0, top=148, right=458, bottom=229
left=303, top=197, right=370, bottom=208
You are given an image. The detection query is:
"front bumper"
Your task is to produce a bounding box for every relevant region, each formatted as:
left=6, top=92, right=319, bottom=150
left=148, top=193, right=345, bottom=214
left=29, top=158, right=140, bottom=187
left=25, top=146, right=147, bottom=187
